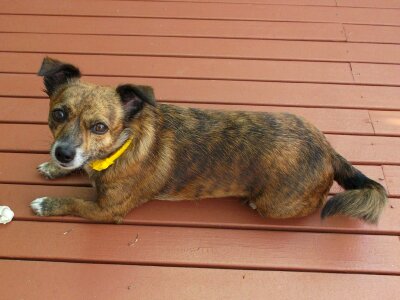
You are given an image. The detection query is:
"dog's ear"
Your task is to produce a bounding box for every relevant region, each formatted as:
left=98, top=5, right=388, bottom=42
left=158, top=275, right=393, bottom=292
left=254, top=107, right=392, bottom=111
left=37, top=57, right=81, bottom=97
left=116, top=84, right=156, bottom=120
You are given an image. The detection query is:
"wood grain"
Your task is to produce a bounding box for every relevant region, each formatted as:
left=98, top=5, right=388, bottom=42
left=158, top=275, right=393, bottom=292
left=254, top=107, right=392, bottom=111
left=2, top=260, right=400, bottom=300
left=2, top=74, right=400, bottom=110
left=2, top=33, right=400, bottom=64
left=1, top=221, right=400, bottom=274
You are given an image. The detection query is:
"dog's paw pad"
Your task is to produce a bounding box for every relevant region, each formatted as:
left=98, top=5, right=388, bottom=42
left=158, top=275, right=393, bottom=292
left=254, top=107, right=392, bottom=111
left=30, top=197, right=48, bottom=216
left=37, top=162, right=54, bottom=179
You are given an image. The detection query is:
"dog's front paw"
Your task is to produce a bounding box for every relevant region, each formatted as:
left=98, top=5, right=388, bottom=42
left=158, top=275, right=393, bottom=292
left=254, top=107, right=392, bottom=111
left=31, top=197, right=66, bottom=216
left=31, top=197, right=48, bottom=216
left=37, top=162, right=69, bottom=179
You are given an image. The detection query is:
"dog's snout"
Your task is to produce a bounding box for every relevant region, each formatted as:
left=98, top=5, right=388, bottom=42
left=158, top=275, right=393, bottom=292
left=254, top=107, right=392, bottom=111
left=55, top=145, right=76, bottom=163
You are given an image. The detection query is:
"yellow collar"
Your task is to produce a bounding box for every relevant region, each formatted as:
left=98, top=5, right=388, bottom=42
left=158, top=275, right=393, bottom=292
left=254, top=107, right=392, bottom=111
left=89, top=137, right=133, bottom=171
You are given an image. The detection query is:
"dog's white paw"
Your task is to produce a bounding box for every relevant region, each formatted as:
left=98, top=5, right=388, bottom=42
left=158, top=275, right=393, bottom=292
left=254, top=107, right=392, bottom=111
left=249, top=202, right=257, bottom=210
left=30, top=197, right=47, bottom=216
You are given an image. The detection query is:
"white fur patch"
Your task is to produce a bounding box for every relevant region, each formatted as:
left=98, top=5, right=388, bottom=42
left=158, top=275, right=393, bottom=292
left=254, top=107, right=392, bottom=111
left=30, top=197, right=47, bottom=216
left=249, top=202, right=257, bottom=210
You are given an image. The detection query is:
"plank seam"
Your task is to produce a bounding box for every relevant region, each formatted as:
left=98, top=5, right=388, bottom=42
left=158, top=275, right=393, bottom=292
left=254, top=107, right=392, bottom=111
left=0, top=255, right=399, bottom=276
left=11, top=217, right=400, bottom=236
left=2, top=71, right=400, bottom=88
left=3, top=48, right=400, bottom=65
left=1, top=13, right=400, bottom=27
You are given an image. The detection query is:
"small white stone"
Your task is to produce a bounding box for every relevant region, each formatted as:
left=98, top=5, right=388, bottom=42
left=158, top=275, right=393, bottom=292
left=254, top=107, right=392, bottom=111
left=0, top=206, right=14, bottom=224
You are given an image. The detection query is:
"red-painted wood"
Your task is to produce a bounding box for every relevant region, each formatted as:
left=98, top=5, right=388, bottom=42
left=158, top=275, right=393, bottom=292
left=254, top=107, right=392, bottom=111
left=1, top=221, right=400, bottom=274
left=369, top=110, right=400, bottom=136
left=0, top=15, right=346, bottom=41
left=1, top=0, right=400, bottom=25
left=337, top=0, right=400, bottom=9
left=2, top=260, right=400, bottom=300
left=351, top=63, right=400, bottom=86
left=2, top=74, right=400, bottom=110
left=0, top=52, right=355, bottom=85
left=345, top=25, right=400, bottom=44
left=2, top=33, right=400, bottom=64
left=383, top=165, right=400, bottom=197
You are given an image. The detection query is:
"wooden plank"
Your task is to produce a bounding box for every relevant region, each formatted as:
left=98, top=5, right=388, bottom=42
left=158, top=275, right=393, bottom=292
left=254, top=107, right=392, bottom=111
left=2, top=74, right=400, bottom=110
left=351, top=63, right=400, bottom=86
left=129, top=0, right=336, bottom=5
left=0, top=153, right=90, bottom=186
left=2, top=260, right=400, bottom=300
left=0, top=153, right=387, bottom=195
left=0, top=124, right=51, bottom=152
left=0, top=15, right=347, bottom=42
left=345, top=25, right=400, bottom=44
left=2, top=33, right=400, bottom=64
left=1, top=0, right=400, bottom=25
left=326, top=134, right=400, bottom=165
left=0, top=98, right=375, bottom=135
left=0, top=52, right=355, bottom=85
left=1, top=123, right=398, bottom=164
left=337, top=0, right=400, bottom=9
left=383, top=165, right=400, bottom=197
left=1, top=221, right=400, bottom=274
left=0, top=98, right=48, bottom=124
left=369, top=110, right=400, bottom=136
left=1, top=182, right=397, bottom=235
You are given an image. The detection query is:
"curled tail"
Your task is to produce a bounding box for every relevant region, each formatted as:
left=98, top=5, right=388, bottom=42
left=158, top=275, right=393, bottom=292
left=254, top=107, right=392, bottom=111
left=321, top=153, right=387, bottom=224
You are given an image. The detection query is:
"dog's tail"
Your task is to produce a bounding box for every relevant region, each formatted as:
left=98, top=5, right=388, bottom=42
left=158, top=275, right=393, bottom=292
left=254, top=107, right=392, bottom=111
left=321, top=152, right=387, bottom=224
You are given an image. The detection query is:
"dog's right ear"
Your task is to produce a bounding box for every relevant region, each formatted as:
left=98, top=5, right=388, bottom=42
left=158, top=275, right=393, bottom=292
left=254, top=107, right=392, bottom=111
left=37, top=57, right=81, bottom=97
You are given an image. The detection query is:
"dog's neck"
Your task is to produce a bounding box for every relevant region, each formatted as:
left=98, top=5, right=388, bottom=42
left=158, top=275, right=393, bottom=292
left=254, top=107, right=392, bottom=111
left=89, top=136, right=133, bottom=171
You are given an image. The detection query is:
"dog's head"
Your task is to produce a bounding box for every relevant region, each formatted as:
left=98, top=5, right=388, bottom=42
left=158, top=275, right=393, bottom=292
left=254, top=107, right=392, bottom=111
left=38, top=57, right=156, bottom=170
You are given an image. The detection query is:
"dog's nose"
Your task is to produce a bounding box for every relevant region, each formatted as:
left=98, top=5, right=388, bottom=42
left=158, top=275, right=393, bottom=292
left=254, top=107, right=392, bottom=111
left=55, top=146, right=76, bottom=163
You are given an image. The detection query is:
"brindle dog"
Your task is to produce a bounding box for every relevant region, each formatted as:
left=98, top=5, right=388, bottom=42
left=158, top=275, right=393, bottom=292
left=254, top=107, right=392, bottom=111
left=31, top=57, right=387, bottom=224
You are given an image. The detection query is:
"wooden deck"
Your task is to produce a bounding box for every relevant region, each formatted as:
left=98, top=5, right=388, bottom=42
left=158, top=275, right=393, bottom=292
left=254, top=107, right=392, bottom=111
left=0, top=0, right=400, bottom=299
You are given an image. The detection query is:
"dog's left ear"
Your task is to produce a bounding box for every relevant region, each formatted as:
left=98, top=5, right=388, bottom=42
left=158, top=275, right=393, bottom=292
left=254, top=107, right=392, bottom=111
left=116, top=84, right=156, bottom=120
left=37, top=57, right=81, bottom=97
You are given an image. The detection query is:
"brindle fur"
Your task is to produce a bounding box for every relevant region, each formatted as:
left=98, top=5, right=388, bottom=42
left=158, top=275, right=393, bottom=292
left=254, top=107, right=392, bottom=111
left=31, top=57, right=387, bottom=224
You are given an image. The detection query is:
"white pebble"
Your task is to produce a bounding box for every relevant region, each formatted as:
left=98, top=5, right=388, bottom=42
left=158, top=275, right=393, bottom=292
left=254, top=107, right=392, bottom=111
left=0, top=206, right=14, bottom=224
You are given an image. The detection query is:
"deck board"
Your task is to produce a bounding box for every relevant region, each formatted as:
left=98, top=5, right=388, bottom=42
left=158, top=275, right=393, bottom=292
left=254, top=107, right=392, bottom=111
left=2, top=74, right=400, bottom=110
left=2, top=260, right=400, bottom=300
left=0, top=52, right=357, bottom=85
left=0, top=0, right=399, bottom=297
left=383, top=165, right=400, bottom=197
left=2, top=0, right=400, bottom=25
left=344, top=25, right=400, bottom=44
left=2, top=33, right=400, bottom=64
left=0, top=15, right=347, bottom=41
left=1, top=221, right=400, bottom=274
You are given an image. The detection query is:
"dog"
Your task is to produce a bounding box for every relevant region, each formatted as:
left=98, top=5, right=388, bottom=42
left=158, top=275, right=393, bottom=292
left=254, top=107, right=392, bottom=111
left=30, top=57, right=387, bottom=224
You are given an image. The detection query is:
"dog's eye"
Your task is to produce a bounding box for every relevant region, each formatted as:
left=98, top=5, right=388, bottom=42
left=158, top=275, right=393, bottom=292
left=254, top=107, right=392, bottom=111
left=91, top=122, right=109, bottom=135
left=52, top=109, right=67, bottom=122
